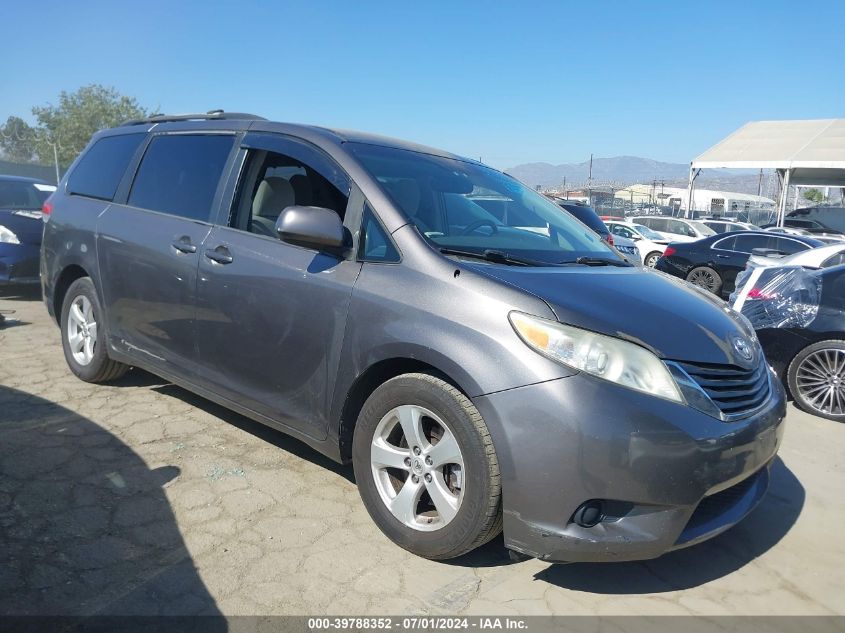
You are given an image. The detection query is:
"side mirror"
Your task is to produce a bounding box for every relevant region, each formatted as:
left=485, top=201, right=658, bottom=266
left=276, top=206, right=346, bottom=252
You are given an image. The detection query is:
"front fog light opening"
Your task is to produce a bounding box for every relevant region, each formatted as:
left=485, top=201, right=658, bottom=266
left=572, top=500, right=605, bottom=528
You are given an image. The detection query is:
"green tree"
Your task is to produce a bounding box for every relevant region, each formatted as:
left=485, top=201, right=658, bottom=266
left=0, top=116, right=38, bottom=162
left=802, top=188, right=825, bottom=204
left=0, top=84, right=149, bottom=168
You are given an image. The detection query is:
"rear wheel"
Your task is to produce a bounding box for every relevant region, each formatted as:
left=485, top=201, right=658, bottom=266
left=352, top=373, right=502, bottom=560
left=687, top=266, right=722, bottom=295
left=787, top=340, right=845, bottom=422
left=644, top=251, right=662, bottom=268
left=60, top=277, right=128, bottom=383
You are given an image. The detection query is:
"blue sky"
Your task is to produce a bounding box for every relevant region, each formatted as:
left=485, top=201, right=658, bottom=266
left=3, top=0, right=843, bottom=168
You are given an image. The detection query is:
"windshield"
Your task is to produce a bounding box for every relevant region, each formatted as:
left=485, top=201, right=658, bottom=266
left=632, top=223, right=664, bottom=240
left=0, top=180, right=52, bottom=210
left=349, top=143, right=616, bottom=265
left=689, top=221, right=716, bottom=236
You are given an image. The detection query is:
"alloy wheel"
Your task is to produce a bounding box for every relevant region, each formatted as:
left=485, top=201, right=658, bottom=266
left=688, top=268, right=718, bottom=292
left=370, top=404, right=465, bottom=531
left=66, top=295, right=97, bottom=366
left=796, top=348, right=845, bottom=416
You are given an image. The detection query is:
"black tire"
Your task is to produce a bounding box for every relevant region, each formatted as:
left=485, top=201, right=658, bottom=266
left=60, top=277, right=128, bottom=383
left=787, top=340, right=845, bottom=422
left=644, top=251, right=662, bottom=268
left=686, top=266, right=723, bottom=295
left=352, top=373, right=502, bottom=560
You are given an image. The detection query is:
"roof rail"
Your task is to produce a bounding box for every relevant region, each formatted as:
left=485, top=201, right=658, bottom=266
left=120, top=109, right=267, bottom=126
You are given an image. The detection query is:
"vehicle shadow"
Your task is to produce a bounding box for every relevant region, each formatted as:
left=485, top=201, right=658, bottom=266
left=0, top=285, right=42, bottom=301
left=142, top=379, right=356, bottom=484
left=0, top=384, right=225, bottom=622
left=534, top=458, right=804, bottom=592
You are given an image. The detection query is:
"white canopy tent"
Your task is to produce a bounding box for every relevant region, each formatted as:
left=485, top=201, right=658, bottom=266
left=686, top=119, right=845, bottom=224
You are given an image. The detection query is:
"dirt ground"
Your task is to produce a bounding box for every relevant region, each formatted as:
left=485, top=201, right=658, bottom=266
left=1, top=287, right=843, bottom=616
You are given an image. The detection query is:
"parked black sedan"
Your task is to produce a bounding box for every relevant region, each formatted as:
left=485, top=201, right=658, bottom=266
left=731, top=264, right=845, bottom=422
left=655, top=231, right=824, bottom=296
left=0, top=175, right=55, bottom=285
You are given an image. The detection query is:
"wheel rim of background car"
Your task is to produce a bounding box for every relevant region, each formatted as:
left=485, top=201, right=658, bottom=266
left=796, top=348, right=845, bottom=416
left=688, top=268, right=719, bottom=292
left=370, top=404, right=465, bottom=531
left=66, top=295, right=97, bottom=366
left=646, top=253, right=660, bottom=267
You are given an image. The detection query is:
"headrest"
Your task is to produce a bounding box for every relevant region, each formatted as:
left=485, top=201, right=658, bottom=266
left=253, top=177, right=295, bottom=219
left=289, top=174, right=313, bottom=206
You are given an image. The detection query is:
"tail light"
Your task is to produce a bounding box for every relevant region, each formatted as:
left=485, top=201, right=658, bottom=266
left=42, top=196, right=54, bottom=218
left=606, top=233, right=614, bottom=246
left=663, top=246, right=676, bottom=258
left=747, top=287, right=776, bottom=300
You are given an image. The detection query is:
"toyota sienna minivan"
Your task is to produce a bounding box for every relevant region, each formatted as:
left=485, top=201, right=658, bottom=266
left=41, top=111, right=786, bottom=562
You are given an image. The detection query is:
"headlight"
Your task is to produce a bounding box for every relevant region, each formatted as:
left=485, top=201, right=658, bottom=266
left=0, top=226, right=20, bottom=244
left=509, top=312, right=684, bottom=403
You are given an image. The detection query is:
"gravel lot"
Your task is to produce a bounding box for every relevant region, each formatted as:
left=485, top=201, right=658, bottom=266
left=1, top=287, right=843, bottom=616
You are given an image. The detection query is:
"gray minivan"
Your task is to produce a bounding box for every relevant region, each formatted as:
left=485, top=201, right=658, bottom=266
left=41, top=112, right=786, bottom=562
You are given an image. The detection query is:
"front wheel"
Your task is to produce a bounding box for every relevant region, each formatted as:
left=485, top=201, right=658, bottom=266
left=60, top=277, right=128, bottom=383
left=787, top=340, right=845, bottom=422
left=352, top=373, right=502, bottom=560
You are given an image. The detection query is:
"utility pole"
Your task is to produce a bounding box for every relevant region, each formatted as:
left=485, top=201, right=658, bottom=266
left=52, top=142, right=60, bottom=185
left=587, top=154, right=593, bottom=206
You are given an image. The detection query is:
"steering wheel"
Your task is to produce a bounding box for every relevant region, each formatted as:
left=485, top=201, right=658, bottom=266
left=461, top=220, right=499, bottom=235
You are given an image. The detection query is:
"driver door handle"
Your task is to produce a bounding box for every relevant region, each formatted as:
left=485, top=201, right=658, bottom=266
left=204, top=245, right=233, bottom=265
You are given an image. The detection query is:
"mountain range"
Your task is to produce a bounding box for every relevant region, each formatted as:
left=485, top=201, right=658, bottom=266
left=505, top=156, right=773, bottom=197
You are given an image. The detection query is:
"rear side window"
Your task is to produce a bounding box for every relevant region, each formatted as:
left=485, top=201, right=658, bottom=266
left=67, top=133, right=146, bottom=201
left=731, top=235, right=770, bottom=253
left=822, top=251, right=845, bottom=268
left=128, top=134, right=234, bottom=221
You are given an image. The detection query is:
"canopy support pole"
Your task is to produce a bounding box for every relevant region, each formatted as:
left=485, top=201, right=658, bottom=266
left=685, top=166, right=700, bottom=218
left=777, top=168, right=792, bottom=227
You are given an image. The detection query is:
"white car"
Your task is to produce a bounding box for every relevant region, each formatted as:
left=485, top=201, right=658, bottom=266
left=764, top=225, right=845, bottom=244
left=702, top=219, right=760, bottom=233
left=747, top=242, right=845, bottom=269
left=605, top=220, right=669, bottom=267
left=630, top=216, right=716, bottom=243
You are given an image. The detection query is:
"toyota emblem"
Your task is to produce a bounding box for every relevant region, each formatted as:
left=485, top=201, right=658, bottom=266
left=732, top=336, right=753, bottom=362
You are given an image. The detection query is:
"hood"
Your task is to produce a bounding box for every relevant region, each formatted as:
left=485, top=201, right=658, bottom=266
left=466, top=263, right=758, bottom=366
left=0, top=209, right=44, bottom=245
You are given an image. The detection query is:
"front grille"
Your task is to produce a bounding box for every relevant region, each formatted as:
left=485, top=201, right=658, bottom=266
left=675, top=360, right=770, bottom=419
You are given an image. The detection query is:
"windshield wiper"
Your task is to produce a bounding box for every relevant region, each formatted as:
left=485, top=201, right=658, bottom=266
left=563, top=256, right=632, bottom=267
left=439, top=248, right=553, bottom=267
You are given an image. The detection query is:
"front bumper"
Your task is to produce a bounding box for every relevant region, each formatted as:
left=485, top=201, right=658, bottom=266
left=0, top=243, right=40, bottom=285
left=473, top=369, right=786, bottom=563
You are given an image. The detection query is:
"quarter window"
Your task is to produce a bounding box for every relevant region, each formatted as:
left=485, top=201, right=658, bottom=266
left=359, top=204, right=400, bottom=262
left=128, top=134, right=234, bottom=221
left=67, top=133, right=146, bottom=201
left=772, top=237, right=808, bottom=255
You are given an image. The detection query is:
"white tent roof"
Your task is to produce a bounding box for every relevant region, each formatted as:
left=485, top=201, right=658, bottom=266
left=692, top=119, right=845, bottom=186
